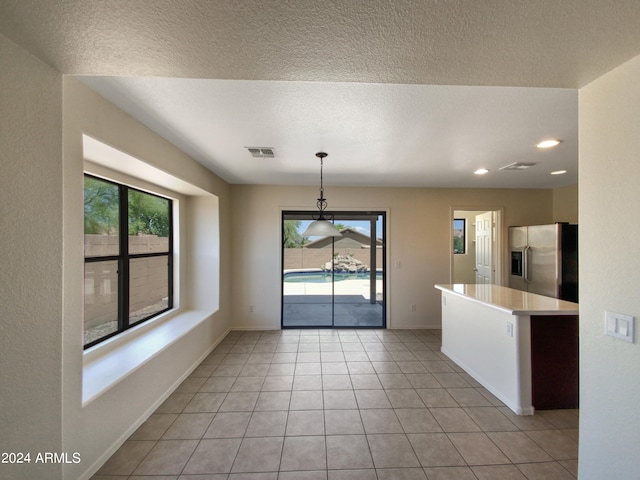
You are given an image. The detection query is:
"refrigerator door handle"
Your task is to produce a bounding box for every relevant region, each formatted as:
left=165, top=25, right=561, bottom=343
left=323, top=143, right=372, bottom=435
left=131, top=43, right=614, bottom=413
left=523, top=245, right=531, bottom=284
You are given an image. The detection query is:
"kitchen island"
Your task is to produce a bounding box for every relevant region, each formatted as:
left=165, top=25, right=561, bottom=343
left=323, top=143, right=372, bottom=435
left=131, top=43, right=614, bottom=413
left=435, top=284, right=579, bottom=415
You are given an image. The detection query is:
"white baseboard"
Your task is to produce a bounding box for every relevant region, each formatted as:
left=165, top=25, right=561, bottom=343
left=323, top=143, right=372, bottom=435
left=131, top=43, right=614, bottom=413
left=388, top=323, right=442, bottom=330
left=231, top=326, right=281, bottom=331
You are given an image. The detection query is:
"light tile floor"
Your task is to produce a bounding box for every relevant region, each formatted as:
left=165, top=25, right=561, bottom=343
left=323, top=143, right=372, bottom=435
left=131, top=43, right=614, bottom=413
left=92, top=329, right=579, bottom=480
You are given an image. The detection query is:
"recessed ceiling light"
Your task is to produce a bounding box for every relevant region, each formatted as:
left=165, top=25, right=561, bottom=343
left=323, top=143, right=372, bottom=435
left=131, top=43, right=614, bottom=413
left=474, top=168, right=489, bottom=175
left=536, top=139, right=561, bottom=149
left=550, top=170, right=567, bottom=175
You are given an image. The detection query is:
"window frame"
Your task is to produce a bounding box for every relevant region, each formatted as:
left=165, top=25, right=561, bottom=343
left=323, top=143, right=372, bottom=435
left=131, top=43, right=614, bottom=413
left=453, top=218, right=466, bottom=254
left=83, top=173, right=174, bottom=349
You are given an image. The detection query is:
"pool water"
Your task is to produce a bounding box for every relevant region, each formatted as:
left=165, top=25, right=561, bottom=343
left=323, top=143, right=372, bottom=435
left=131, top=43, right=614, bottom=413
left=284, top=271, right=382, bottom=283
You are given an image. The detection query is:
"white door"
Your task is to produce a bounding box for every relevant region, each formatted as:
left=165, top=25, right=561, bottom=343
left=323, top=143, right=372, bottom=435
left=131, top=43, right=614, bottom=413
left=475, top=212, right=493, bottom=284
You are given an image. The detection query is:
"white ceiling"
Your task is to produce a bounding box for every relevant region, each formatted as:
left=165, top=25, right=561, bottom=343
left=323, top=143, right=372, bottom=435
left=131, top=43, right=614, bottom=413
left=3, top=0, right=640, bottom=188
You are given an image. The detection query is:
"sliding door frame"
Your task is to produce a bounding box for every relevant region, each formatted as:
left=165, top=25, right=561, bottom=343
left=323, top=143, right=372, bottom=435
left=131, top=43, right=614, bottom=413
left=281, top=210, right=386, bottom=329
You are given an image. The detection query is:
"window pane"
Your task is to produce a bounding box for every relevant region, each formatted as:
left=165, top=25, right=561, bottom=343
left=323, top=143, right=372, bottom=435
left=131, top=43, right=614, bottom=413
left=128, top=189, right=170, bottom=254
left=129, top=256, right=169, bottom=324
left=84, top=260, right=119, bottom=346
left=453, top=218, right=465, bottom=254
left=84, top=176, right=119, bottom=257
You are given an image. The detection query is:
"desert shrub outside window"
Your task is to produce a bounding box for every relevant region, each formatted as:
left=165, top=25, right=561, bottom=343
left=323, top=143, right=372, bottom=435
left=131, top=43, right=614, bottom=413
left=83, top=174, right=173, bottom=348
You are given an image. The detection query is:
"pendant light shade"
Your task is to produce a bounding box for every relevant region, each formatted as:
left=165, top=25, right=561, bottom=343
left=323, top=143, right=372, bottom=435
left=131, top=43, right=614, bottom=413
left=301, top=152, right=342, bottom=237
left=303, top=219, right=342, bottom=237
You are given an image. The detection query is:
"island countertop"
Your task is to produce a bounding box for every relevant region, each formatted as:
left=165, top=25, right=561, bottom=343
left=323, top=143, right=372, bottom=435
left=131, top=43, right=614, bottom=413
left=435, top=284, right=579, bottom=316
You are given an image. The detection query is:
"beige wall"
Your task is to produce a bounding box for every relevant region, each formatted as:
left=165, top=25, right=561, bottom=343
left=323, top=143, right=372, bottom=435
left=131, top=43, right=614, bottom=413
left=230, top=185, right=554, bottom=330
left=578, top=53, right=640, bottom=479
left=553, top=183, right=578, bottom=223
left=0, top=34, right=64, bottom=480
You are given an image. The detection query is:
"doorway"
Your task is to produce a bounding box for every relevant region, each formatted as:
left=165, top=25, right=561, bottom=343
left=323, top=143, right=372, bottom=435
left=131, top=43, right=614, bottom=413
left=282, top=211, right=386, bottom=328
left=451, top=208, right=502, bottom=285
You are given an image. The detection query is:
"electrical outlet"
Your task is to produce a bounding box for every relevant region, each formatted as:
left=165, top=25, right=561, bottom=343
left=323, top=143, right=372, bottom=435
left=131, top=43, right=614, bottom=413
left=410, top=304, right=416, bottom=312
left=249, top=305, right=254, bottom=313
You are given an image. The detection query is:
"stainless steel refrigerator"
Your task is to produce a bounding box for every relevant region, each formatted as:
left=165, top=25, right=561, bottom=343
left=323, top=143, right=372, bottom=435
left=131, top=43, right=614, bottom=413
left=508, top=223, right=578, bottom=303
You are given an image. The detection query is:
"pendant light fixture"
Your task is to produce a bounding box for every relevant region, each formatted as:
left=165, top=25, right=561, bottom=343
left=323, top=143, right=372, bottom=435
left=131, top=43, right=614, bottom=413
left=302, top=152, right=342, bottom=237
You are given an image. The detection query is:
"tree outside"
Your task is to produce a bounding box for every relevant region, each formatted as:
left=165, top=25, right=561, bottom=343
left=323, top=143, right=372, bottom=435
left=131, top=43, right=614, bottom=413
left=84, top=176, right=170, bottom=238
left=128, top=189, right=170, bottom=237
left=84, top=176, right=119, bottom=234
left=453, top=235, right=464, bottom=254
left=283, top=220, right=306, bottom=247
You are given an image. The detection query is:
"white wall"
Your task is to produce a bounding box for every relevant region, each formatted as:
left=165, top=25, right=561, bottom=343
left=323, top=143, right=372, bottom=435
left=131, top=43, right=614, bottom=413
left=230, top=185, right=554, bottom=330
left=579, top=54, right=640, bottom=478
left=0, top=33, right=64, bottom=480
left=61, top=78, right=232, bottom=479
left=0, top=35, right=233, bottom=479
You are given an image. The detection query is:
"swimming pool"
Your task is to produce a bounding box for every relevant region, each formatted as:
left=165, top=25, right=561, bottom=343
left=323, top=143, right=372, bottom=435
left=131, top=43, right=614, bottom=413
left=283, top=271, right=383, bottom=283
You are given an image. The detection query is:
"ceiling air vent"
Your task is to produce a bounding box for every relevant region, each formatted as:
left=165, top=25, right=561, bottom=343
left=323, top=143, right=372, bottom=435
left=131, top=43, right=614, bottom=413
left=499, top=162, right=538, bottom=171
left=245, top=147, right=276, bottom=158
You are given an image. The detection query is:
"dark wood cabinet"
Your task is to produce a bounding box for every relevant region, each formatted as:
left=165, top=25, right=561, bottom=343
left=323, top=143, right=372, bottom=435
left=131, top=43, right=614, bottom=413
left=530, top=315, right=579, bottom=409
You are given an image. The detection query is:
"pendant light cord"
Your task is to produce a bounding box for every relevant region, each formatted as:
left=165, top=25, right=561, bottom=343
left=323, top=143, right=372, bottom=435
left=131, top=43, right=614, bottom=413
left=319, top=156, right=324, bottom=199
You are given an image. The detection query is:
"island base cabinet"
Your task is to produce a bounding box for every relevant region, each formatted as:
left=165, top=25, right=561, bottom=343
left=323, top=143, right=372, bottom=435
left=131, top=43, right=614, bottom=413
left=436, top=284, right=580, bottom=415
left=530, top=315, right=579, bottom=409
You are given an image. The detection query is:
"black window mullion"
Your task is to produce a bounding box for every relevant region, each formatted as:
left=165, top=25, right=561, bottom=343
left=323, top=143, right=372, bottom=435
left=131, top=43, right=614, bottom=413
left=331, top=225, right=335, bottom=328
left=118, top=184, right=130, bottom=330
left=167, top=202, right=174, bottom=309
left=85, top=255, right=120, bottom=263
left=128, top=252, right=170, bottom=260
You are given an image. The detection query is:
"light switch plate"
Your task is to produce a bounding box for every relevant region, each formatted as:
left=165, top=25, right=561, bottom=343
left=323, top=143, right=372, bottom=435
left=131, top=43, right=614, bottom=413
left=605, top=310, right=635, bottom=343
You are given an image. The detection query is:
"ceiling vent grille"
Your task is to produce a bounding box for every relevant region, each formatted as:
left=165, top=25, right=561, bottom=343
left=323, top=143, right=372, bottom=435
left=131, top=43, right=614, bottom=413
left=499, top=162, right=537, bottom=171
left=246, top=147, right=276, bottom=158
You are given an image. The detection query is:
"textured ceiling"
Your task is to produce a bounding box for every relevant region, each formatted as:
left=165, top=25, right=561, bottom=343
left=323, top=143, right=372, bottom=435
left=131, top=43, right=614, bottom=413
left=2, top=0, right=640, bottom=187
left=3, top=0, right=640, bottom=87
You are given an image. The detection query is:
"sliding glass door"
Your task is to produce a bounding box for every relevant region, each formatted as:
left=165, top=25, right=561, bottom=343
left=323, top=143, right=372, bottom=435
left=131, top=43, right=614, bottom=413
left=282, top=211, right=385, bottom=328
